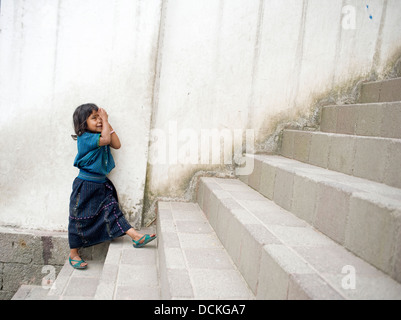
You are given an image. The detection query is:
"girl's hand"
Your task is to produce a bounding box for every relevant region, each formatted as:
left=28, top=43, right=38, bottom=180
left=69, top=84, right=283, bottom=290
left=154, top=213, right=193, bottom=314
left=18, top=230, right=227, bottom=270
left=98, top=108, right=109, bottom=123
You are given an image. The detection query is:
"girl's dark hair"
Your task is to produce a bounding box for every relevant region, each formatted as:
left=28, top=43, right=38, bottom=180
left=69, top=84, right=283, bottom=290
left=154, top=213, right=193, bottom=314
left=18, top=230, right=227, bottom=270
left=71, top=103, right=99, bottom=140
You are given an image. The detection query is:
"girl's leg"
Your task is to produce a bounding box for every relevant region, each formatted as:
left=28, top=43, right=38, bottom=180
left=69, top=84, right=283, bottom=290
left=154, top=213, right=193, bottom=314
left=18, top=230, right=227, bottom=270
left=69, top=248, right=88, bottom=267
left=126, top=228, right=156, bottom=243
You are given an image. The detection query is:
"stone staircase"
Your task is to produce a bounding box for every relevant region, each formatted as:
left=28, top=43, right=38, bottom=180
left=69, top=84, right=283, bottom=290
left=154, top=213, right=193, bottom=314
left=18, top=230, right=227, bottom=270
left=12, top=77, right=401, bottom=300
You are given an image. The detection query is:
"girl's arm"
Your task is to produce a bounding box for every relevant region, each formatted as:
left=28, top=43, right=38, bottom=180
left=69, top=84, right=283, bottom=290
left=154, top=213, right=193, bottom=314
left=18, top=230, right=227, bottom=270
left=98, top=108, right=111, bottom=147
left=109, top=124, right=121, bottom=149
left=98, top=108, right=121, bottom=149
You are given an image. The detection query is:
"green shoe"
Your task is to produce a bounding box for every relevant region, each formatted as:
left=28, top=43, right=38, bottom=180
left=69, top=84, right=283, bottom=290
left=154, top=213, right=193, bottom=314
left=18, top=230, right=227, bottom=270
left=132, top=234, right=157, bottom=248
left=69, top=256, right=88, bottom=270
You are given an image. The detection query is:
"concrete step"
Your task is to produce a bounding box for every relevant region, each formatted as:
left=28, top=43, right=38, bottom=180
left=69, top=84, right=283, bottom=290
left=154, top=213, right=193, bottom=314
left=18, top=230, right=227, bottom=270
left=12, top=285, right=50, bottom=300
left=156, top=201, right=255, bottom=300
left=46, top=258, right=106, bottom=300
left=320, top=101, right=401, bottom=139
left=10, top=242, right=109, bottom=300
left=45, top=244, right=110, bottom=300
left=13, top=227, right=159, bottom=300
left=280, top=129, right=401, bottom=188
left=94, top=226, right=160, bottom=300
left=238, top=154, right=401, bottom=283
left=197, top=176, right=401, bottom=299
left=359, top=78, right=401, bottom=103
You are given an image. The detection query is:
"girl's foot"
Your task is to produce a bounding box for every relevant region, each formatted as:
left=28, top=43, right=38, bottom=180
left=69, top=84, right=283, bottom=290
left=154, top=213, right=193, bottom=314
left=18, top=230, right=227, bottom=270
left=69, top=255, right=88, bottom=268
left=132, top=233, right=156, bottom=243
left=126, top=228, right=156, bottom=244
left=132, top=234, right=157, bottom=248
left=69, top=248, right=88, bottom=268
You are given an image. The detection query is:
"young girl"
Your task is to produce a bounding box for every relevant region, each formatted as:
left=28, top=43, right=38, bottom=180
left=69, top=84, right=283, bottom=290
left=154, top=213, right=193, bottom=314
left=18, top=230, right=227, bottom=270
left=69, top=103, right=156, bottom=269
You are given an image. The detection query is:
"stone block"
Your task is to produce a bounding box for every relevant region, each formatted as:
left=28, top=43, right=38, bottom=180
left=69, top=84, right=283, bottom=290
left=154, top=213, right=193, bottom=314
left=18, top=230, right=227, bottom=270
left=164, top=248, right=185, bottom=269
left=345, top=194, right=400, bottom=277
left=170, top=202, right=198, bottom=211
left=158, top=205, right=173, bottom=220
left=228, top=189, right=266, bottom=201
left=171, top=204, right=206, bottom=222
left=309, top=132, right=330, bottom=168
left=47, top=262, right=74, bottom=297
left=230, top=204, right=260, bottom=226
left=287, top=274, right=344, bottom=300
left=224, top=212, right=245, bottom=266
left=178, top=232, right=222, bottom=249
left=165, top=268, right=194, bottom=299
left=121, top=247, right=156, bottom=266
left=258, top=159, right=276, bottom=199
left=103, top=243, right=122, bottom=266
left=381, top=102, right=401, bottom=139
left=190, top=269, right=253, bottom=299
left=268, top=225, right=334, bottom=247
left=291, top=244, right=400, bottom=299
left=322, top=273, right=401, bottom=300
left=359, top=81, right=381, bottom=103
left=314, top=182, right=351, bottom=245
left=216, top=178, right=248, bottom=192
left=238, top=224, right=278, bottom=293
left=114, top=285, right=160, bottom=300
left=291, top=174, right=318, bottom=224
left=292, top=244, right=384, bottom=277
left=11, top=285, right=33, bottom=300
left=63, top=276, right=100, bottom=298
left=159, top=231, right=181, bottom=248
left=242, top=199, right=307, bottom=227
left=13, top=285, right=50, bottom=300
left=328, top=134, right=356, bottom=175
left=280, top=129, right=295, bottom=158
left=175, top=220, right=213, bottom=234
left=94, top=264, right=119, bottom=300
left=2, top=263, right=31, bottom=292
left=320, top=106, right=337, bottom=133
left=378, top=78, right=401, bottom=102
left=214, top=197, right=240, bottom=247
left=256, top=244, right=314, bottom=299
left=336, top=105, right=358, bottom=135
left=247, top=155, right=262, bottom=191
left=353, top=137, right=389, bottom=183
left=0, top=233, right=36, bottom=264
left=158, top=201, right=171, bottom=210
left=207, top=190, right=231, bottom=229
left=158, top=216, right=176, bottom=233
left=201, top=179, right=223, bottom=219
left=355, top=104, right=383, bottom=137
left=184, top=248, right=233, bottom=270
left=383, top=140, right=401, bottom=189
left=393, top=210, right=401, bottom=283
left=196, top=180, right=205, bottom=209
left=118, top=264, right=158, bottom=288
left=293, top=131, right=312, bottom=163
left=273, top=168, right=294, bottom=211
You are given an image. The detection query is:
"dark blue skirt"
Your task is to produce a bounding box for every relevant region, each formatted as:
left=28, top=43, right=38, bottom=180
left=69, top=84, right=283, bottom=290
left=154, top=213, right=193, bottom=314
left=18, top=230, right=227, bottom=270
left=68, top=177, right=132, bottom=249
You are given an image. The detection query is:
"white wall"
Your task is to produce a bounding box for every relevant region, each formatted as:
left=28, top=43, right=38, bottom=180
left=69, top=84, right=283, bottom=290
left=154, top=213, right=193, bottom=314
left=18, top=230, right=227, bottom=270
left=0, top=0, right=162, bottom=230
left=1, top=0, right=401, bottom=230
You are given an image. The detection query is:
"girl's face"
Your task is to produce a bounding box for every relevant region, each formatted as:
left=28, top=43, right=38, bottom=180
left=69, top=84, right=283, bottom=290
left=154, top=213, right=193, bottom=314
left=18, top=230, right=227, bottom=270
left=86, top=110, right=102, bottom=133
